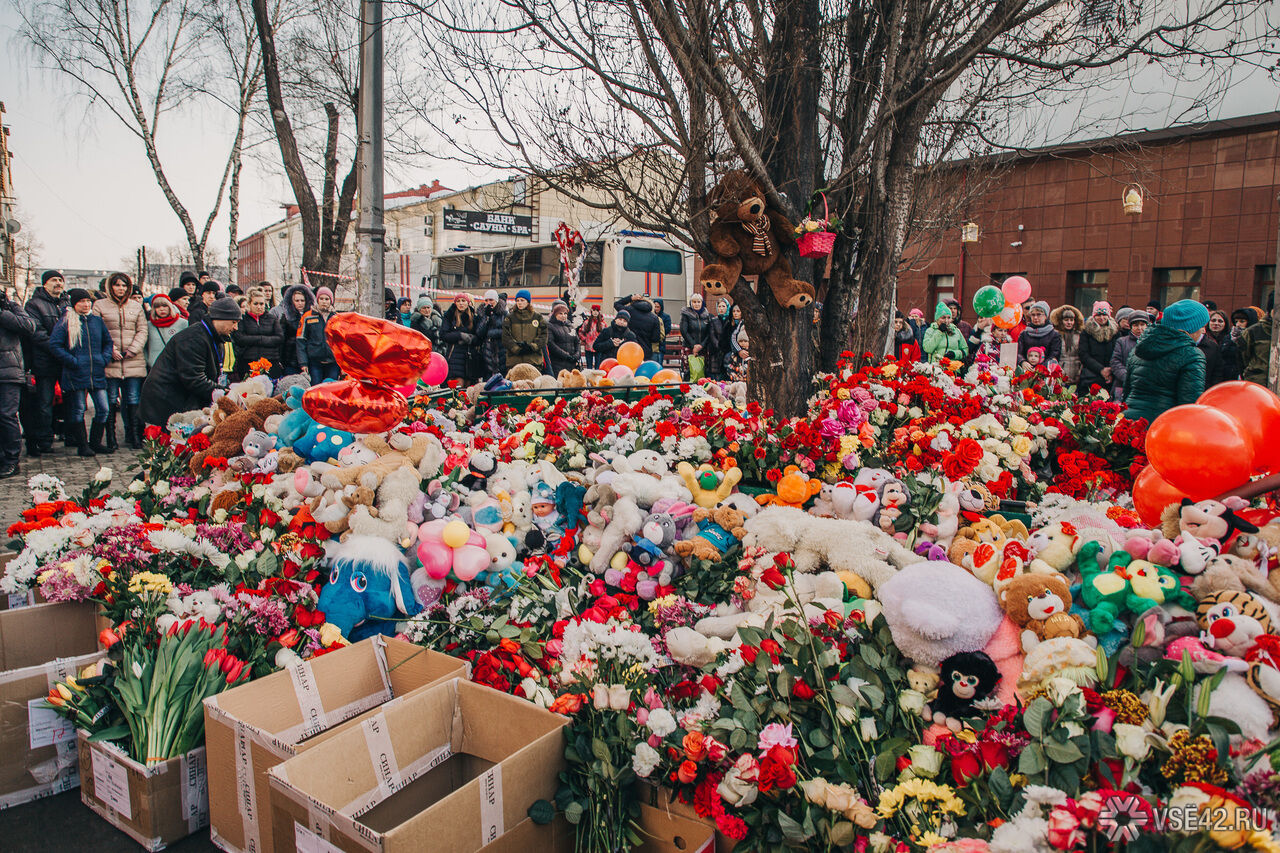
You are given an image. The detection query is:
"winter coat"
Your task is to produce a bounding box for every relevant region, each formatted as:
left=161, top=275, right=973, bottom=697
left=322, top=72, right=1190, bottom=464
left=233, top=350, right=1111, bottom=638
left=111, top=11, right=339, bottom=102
left=440, top=305, right=482, bottom=381
left=726, top=318, right=746, bottom=357
left=1016, top=320, right=1063, bottom=365
left=188, top=298, right=213, bottom=326
left=1242, top=317, right=1274, bottom=385
left=1122, top=324, right=1205, bottom=423
left=93, top=296, right=148, bottom=379
left=503, top=305, right=548, bottom=370
left=547, top=316, right=580, bottom=373
left=578, top=312, right=605, bottom=353
left=592, top=321, right=638, bottom=362
left=0, top=300, right=36, bottom=384
left=1077, top=317, right=1119, bottom=394
left=709, top=313, right=731, bottom=371
left=49, top=313, right=113, bottom=390
left=146, top=317, right=188, bottom=368
left=1210, top=329, right=1240, bottom=383
left=1109, top=332, right=1140, bottom=398
left=234, top=311, right=286, bottom=371
left=1197, top=334, right=1225, bottom=389
left=477, top=304, right=507, bottom=377
left=967, top=325, right=1006, bottom=365
left=616, top=298, right=662, bottom=360
left=140, top=321, right=223, bottom=427
left=1050, top=305, right=1085, bottom=382
left=24, top=286, right=68, bottom=378
left=276, top=284, right=314, bottom=374
left=656, top=308, right=673, bottom=358
left=296, top=309, right=336, bottom=367
left=894, top=325, right=919, bottom=361
left=410, top=309, right=442, bottom=347
left=921, top=322, right=967, bottom=362
left=679, top=306, right=712, bottom=354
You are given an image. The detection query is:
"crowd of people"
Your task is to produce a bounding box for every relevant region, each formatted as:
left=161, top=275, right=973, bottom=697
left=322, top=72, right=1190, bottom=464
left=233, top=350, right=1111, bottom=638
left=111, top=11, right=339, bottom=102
left=895, top=291, right=1277, bottom=423
left=1, top=266, right=1272, bottom=480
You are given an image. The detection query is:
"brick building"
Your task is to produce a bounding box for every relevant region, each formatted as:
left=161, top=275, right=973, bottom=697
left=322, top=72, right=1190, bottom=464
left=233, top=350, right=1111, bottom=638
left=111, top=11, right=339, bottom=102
left=898, top=112, right=1280, bottom=320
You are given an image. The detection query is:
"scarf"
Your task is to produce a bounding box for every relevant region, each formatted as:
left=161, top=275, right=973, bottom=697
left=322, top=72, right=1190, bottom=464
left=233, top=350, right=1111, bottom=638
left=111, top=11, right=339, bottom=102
left=743, top=217, right=772, bottom=255
left=151, top=311, right=180, bottom=329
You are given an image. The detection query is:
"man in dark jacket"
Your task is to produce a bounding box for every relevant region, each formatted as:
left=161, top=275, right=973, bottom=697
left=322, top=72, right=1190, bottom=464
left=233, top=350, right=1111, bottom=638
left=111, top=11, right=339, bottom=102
left=0, top=291, right=36, bottom=477
left=1242, top=296, right=1275, bottom=385
left=614, top=294, right=662, bottom=360
left=140, top=298, right=242, bottom=428
left=1122, top=299, right=1208, bottom=422
left=22, top=270, right=68, bottom=455
left=652, top=298, right=673, bottom=365
left=477, top=290, right=507, bottom=377
left=187, top=280, right=221, bottom=324
left=593, top=310, right=638, bottom=362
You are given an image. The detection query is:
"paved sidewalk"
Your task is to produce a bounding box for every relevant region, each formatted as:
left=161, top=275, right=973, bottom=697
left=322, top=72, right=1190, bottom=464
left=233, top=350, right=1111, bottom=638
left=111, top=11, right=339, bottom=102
left=0, top=446, right=142, bottom=530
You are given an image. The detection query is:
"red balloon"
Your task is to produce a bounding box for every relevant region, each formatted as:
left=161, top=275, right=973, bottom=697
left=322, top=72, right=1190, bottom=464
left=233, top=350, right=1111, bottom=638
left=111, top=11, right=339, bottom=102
left=1198, top=381, right=1280, bottom=474
left=1131, top=465, right=1188, bottom=527
left=325, top=313, right=432, bottom=386
left=303, top=379, right=408, bottom=433
left=1145, top=404, right=1255, bottom=497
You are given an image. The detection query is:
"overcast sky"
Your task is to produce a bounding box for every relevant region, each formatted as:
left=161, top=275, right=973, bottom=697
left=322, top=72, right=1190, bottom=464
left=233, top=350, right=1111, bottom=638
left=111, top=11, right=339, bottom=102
left=2, top=5, right=1278, bottom=272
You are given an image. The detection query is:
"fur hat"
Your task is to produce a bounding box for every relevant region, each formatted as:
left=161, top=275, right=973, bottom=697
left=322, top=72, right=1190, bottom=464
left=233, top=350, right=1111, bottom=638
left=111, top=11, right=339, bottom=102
left=179, top=271, right=199, bottom=288
left=199, top=280, right=222, bottom=295
left=168, top=287, right=188, bottom=303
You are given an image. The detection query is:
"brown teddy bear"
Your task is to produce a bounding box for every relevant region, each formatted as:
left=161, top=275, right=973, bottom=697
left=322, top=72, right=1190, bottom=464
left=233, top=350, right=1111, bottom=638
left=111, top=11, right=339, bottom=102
left=700, top=170, right=816, bottom=310
left=318, top=431, right=443, bottom=491
left=188, top=396, right=289, bottom=475
left=506, top=362, right=542, bottom=390
left=673, top=505, right=748, bottom=562
left=557, top=369, right=588, bottom=388
left=998, top=572, right=1087, bottom=653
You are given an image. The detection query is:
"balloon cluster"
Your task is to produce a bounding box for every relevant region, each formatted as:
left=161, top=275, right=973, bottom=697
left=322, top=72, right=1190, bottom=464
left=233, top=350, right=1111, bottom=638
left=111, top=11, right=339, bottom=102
left=599, top=341, right=681, bottom=384
left=302, top=314, right=438, bottom=434
left=1132, top=381, right=1280, bottom=524
left=972, top=276, right=1031, bottom=330
left=416, top=518, right=490, bottom=582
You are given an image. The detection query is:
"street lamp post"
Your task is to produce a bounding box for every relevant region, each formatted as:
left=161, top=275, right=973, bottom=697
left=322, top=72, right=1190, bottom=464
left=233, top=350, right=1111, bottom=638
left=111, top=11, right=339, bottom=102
left=354, top=0, right=385, bottom=318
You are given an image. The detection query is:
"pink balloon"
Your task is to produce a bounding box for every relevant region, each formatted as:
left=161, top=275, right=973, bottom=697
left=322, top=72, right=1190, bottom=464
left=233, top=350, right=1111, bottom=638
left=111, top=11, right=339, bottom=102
left=607, top=365, right=634, bottom=381
left=451, top=545, right=490, bottom=582
left=1001, top=276, right=1031, bottom=304
left=422, top=352, right=449, bottom=386
left=416, top=540, right=454, bottom=580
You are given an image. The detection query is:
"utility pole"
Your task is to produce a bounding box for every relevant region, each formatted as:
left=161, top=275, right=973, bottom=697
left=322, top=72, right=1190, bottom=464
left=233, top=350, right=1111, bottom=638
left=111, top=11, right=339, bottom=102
left=354, top=0, right=385, bottom=318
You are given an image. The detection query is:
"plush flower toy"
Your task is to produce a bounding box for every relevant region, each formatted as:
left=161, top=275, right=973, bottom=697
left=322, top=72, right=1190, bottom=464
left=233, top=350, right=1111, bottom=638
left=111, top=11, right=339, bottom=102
left=416, top=518, right=491, bottom=582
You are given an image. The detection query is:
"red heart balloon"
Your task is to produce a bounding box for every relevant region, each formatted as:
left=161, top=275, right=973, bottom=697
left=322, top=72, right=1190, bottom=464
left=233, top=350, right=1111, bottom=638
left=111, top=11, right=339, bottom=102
left=302, top=379, right=408, bottom=433
left=1131, top=465, right=1188, bottom=527
left=1145, top=403, right=1255, bottom=498
left=1197, top=381, right=1280, bottom=474
left=325, top=313, right=432, bottom=386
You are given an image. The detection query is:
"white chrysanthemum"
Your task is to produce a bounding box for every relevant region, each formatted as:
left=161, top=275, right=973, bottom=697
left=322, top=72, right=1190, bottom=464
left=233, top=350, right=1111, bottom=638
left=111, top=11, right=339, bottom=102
left=646, top=707, right=676, bottom=737
left=632, top=742, right=660, bottom=777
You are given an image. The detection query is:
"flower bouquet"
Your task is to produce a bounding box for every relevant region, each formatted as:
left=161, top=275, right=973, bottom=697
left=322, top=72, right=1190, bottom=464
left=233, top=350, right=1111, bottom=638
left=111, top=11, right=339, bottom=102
left=794, top=193, right=838, bottom=259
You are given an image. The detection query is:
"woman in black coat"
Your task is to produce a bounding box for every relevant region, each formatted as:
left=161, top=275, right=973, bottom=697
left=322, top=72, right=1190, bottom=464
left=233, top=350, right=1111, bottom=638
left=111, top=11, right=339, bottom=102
left=440, top=293, right=482, bottom=382
left=679, top=295, right=712, bottom=378
left=546, top=301, right=580, bottom=374
left=233, top=291, right=285, bottom=378
left=708, top=298, right=731, bottom=379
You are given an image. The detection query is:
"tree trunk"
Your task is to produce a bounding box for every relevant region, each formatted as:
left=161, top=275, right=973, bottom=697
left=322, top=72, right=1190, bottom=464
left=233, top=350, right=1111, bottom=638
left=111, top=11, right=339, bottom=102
left=227, top=134, right=243, bottom=288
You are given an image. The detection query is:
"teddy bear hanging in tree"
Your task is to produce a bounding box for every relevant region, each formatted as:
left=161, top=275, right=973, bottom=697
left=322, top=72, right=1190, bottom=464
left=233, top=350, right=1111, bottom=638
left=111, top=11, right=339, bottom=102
left=699, top=170, right=817, bottom=310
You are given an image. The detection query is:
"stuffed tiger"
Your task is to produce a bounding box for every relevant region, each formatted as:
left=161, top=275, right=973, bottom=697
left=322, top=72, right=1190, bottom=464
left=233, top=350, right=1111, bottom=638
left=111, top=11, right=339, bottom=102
left=1196, top=589, right=1280, bottom=709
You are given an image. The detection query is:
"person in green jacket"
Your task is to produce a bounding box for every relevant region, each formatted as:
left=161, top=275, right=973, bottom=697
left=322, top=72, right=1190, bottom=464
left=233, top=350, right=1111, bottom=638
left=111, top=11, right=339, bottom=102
left=502, top=289, right=548, bottom=370
left=1241, top=295, right=1274, bottom=385
left=921, top=302, right=968, bottom=363
left=1122, top=298, right=1208, bottom=423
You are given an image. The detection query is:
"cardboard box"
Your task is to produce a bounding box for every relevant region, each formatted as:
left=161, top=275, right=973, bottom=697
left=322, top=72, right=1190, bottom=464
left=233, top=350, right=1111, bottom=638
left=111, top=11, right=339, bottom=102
left=268, top=678, right=569, bottom=853
left=204, top=637, right=468, bottom=853
left=78, top=731, right=208, bottom=851
left=637, top=782, right=738, bottom=853
left=476, top=816, right=573, bottom=853
left=0, top=601, right=101, bottom=809
left=471, top=802, right=713, bottom=853
left=0, top=552, right=34, bottom=610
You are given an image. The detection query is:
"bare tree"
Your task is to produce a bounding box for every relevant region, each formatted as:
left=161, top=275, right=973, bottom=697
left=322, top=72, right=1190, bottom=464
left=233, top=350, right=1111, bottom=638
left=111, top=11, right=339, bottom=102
left=17, top=0, right=260, bottom=272
left=402, top=0, right=1273, bottom=415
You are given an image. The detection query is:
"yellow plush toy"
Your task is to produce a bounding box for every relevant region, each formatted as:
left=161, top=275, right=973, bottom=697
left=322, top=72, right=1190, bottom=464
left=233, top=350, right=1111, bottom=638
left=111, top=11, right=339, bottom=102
left=677, top=461, right=743, bottom=509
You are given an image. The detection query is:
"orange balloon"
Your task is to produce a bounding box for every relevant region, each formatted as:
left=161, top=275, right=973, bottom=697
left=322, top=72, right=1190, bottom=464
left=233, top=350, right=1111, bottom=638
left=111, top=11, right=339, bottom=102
left=1132, top=465, right=1188, bottom=526
left=651, top=369, right=680, bottom=383
left=599, top=358, right=619, bottom=373
left=303, top=379, right=408, bottom=434
left=992, top=303, right=1022, bottom=330
left=617, top=342, right=644, bottom=370
left=1198, top=381, right=1280, bottom=474
left=326, top=313, right=433, bottom=386
left=1146, top=404, right=1255, bottom=497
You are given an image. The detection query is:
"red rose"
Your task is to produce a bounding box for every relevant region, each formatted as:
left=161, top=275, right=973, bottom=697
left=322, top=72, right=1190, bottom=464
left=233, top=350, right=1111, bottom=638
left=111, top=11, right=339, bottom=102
left=739, top=645, right=759, bottom=665
left=792, top=679, right=815, bottom=701
left=979, top=740, right=1009, bottom=772
left=760, top=566, right=786, bottom=590
left=950, top=749, right=982, bottom=787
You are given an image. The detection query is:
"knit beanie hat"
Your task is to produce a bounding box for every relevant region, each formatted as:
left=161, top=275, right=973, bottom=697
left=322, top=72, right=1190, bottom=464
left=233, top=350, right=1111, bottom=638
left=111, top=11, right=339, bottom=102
left=416, top=296, right=433, bottom=310
left=168, top=287, right=188, bottom=303
left=1128, top=310, right=1151, bottom=325
left=934, top=302, right=953, bottom=321
left=909, top=308, right=925, bottom=319
left=515, top=289, right=533, bottom=303
left=1114, top=307, right=1134, bottom=323
left=66, top=288, right=92, bottom=307
left=199, top=280, right=222, bottom=295
left=1160, top=299, right=1209, bottom=333
left=483, top=289, right=499, bottom=302
left=207, top=297, right=243, bottom=321
left=1027, top=346, right=1046, bottom=360
left=1030, top=300, right=1050, bottom=316
left=41, top=269, right=64, bottom=286
left=616, top=309, right=632, bottom=322
left=551, top=300, right=567, bottom=313
left=315, top=286, right=334, bottom=301
left=1091, top=301, right=1112, bottom=316
left=179, top=271, right=199, bottom=288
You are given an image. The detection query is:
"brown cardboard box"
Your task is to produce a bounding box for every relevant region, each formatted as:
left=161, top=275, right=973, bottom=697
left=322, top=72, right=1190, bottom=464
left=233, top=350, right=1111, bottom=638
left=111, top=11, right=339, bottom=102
left=204, top=637, right=467, bottom=853
left=0, top=601, right=101, bottom=808
left=637, top=782, right=738, bottom=853
left=78, top=731, right=208, bottom=851
left=268, top=678, right=569, bottom=853
left=476, top=816, right=573, bottom=853
left=0, top=552, right=33, bottom=610
left=471, top=802, right=713, bottom=853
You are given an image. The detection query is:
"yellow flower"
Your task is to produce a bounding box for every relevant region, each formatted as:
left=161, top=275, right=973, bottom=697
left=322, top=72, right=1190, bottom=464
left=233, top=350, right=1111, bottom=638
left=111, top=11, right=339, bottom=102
left=1010, top=435, right=1033, bottom=457
left=1007, top=415, right=1030, bottom=434
left=1248, top=829, right=1280, bottom=853
left=836, top=388, right=850, bottom=400
left=318, top=622, right=344, bottom=646
left=917, top=831, right=947, bottom=848
left=127, top=571, right=173, bottom=597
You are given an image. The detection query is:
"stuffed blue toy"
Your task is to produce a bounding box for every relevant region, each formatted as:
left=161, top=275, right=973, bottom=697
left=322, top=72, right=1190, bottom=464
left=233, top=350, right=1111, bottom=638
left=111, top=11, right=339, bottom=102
left=276, top=385, right=354, bottom=462
left=317, top=536, right=422, bottom=641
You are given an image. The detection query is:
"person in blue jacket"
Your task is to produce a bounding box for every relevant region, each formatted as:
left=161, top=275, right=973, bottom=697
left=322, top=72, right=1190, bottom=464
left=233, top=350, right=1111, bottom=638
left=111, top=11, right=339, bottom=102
left=49, top=288, right=114, bottom=456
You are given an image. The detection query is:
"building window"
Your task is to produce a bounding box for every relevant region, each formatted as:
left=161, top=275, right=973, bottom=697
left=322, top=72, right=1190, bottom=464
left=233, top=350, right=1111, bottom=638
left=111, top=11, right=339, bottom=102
left=1067, top=270, right=1109, bottom=313
left=622, top=247, right=683, bottom=275
left=928, top=274, right=955, bottom=314
left=1256, top=265, right=1275, bottom=310
left=1154, top=267, right=1201, bottom=305
left=512, top=177, right=528, bottom=205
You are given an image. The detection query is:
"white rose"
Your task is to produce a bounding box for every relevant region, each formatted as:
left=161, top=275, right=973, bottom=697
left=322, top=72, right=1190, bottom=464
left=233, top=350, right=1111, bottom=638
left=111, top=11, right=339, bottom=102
left=835, top=705, right=857, bottom=726
left=646, top=708, right=676, bottom=737
left=153, top=480, right=170, bottom=496
left=717, top=761, right=758, bottom=807
left=275, top=647, right=302, bottom=668
left=1046, top=677, right=1079, bottom=707
left=899, top=689, right=926, bottom=715
left=907, top=743, right=942, bottom=779
left=859, top=718, right=878, bottom=741
left=95, top=467, right=113, bottom=483
left=801, top=778, right=829, bottom=806
left=1112, top=723, right=1152, bottom=761
left=129, top=480, right=146, bottom=494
